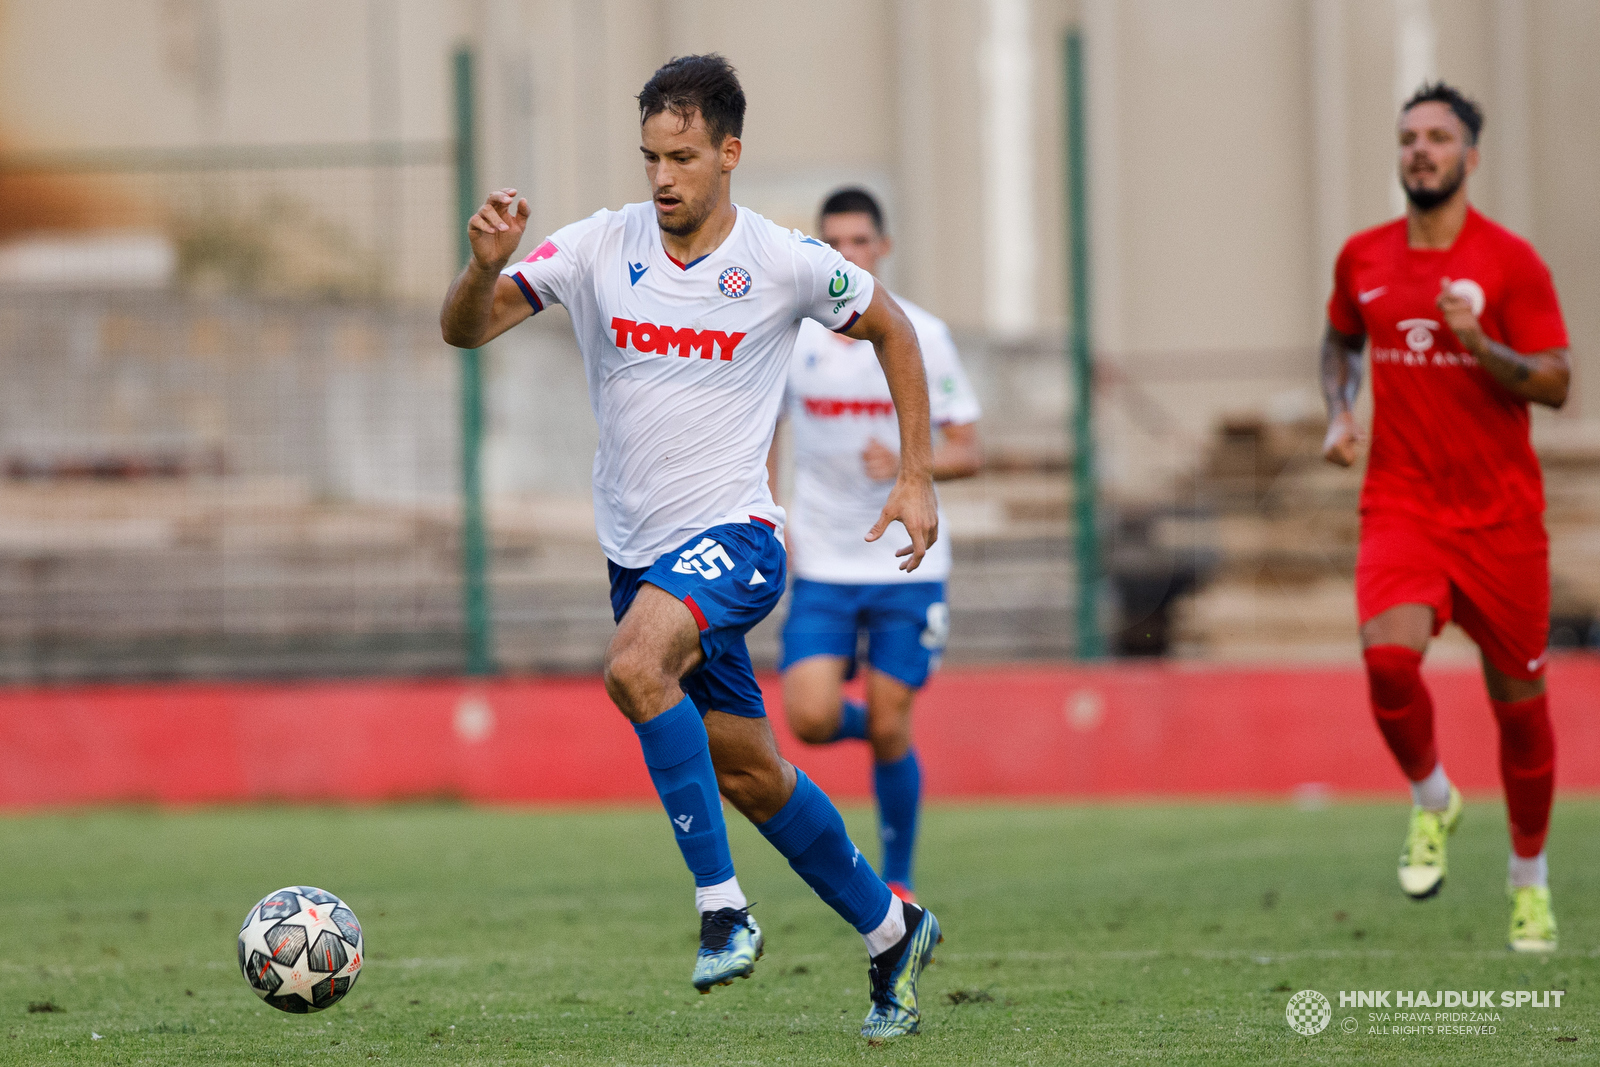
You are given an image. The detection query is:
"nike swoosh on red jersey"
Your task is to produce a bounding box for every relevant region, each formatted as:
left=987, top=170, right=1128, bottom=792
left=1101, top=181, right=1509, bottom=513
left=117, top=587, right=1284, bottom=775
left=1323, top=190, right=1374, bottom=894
left=1358, top=286, right=1387, bottom=304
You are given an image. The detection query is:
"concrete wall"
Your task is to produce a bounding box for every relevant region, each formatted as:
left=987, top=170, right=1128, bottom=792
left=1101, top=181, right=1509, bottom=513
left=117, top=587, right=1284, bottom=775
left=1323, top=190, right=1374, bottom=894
left=0, top=292, right=458, bottom=503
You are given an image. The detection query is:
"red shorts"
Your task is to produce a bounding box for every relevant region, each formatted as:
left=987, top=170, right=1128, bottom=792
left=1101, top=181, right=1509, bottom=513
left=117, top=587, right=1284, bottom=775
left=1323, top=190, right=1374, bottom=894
left=1356, top=509, right=1550, bottom=680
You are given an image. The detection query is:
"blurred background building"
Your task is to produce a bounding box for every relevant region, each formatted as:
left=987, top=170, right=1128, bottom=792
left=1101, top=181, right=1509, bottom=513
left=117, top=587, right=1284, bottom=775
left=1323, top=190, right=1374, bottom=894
left=0, top=0, right=1597, bottom=680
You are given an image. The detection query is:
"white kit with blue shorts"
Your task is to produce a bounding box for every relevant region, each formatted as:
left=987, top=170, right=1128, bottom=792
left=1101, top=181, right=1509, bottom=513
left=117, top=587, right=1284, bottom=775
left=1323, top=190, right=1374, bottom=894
left=779, top=296, right=982, bottom=687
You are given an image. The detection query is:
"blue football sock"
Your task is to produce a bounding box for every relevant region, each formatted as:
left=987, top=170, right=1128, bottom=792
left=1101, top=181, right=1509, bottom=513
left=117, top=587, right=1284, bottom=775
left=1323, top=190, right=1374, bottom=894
left=633, top=696, right=735, bottom=888
left=833, top=699, right=869, bottom=742
left=874, top=750, right=921, bottom=888
left=757, top=768, right=893, bottom=934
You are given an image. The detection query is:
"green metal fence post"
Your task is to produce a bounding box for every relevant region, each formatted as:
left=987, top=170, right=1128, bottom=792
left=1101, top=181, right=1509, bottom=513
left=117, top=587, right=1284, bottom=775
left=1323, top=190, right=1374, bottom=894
left=453, top=45, right=494, bottom=676
left=1065, top=30, right=1103, bottom=659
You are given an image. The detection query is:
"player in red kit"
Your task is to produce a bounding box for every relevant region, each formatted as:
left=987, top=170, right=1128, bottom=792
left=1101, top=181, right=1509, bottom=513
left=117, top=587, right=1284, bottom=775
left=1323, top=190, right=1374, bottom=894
left=1322, top=83, right=1570, bottom=952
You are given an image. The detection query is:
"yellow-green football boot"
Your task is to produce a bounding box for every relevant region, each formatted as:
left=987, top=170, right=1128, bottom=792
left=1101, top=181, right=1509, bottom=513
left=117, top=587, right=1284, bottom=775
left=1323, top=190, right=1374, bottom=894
left=1508, top=885, right=1558, bottom=953
left=1398, top=785, right=1462, bottom=899
left=692, top=907, right=763, bottom=992
left=861, top=904, right=942, bottom=1039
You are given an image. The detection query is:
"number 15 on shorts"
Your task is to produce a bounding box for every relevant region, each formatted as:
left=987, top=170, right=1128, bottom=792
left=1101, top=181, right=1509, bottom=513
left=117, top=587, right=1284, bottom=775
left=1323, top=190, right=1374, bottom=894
left=671, top=538, right=735, bottom=581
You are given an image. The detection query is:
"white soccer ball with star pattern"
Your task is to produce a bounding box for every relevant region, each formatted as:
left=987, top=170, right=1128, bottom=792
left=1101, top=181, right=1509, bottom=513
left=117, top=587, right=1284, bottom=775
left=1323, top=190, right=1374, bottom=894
left=237, top=886, right=364, bottom=1013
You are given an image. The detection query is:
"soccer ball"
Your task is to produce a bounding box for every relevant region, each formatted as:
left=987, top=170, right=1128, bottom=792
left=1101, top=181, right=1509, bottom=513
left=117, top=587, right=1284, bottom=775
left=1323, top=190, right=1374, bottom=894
left=237, top=886, right=364, bottom=1013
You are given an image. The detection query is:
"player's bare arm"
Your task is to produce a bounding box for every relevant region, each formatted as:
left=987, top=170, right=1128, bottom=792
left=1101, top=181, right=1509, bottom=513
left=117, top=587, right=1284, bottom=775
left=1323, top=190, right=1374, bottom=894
left=1437, top=281, right=1570, bottom=408
left=846, top=287, right=938, bottom=570
left=440, top=188, right=534, bottom=348
left=861, top=422, right=982, bottom=482
left=1320, top=322, right=1366, bottom=466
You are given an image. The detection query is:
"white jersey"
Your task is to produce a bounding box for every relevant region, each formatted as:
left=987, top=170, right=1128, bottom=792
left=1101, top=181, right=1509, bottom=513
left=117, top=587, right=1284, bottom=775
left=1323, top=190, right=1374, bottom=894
left=502, top=201, right=875, bottom=568
left=785, top=296, right=981, bottom=584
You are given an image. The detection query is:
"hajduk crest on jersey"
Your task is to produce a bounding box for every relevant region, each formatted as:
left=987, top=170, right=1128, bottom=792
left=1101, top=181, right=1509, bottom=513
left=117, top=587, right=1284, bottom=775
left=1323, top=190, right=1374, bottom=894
left=718, top=266, right=753, bottom=298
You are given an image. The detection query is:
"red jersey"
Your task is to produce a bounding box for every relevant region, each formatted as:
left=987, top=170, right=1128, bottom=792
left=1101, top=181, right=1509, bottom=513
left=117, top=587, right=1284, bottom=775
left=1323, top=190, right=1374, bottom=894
left=1328, top=207, right=1568, bottom=528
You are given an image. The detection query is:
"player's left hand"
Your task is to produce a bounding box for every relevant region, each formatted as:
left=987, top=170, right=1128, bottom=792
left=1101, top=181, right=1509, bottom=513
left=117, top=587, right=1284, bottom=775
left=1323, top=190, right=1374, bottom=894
left=861, top=438, right=900, bottom=482
left=1437, top=278, right=1485, bottom=355
left=867, top=473, right=938, bottom=572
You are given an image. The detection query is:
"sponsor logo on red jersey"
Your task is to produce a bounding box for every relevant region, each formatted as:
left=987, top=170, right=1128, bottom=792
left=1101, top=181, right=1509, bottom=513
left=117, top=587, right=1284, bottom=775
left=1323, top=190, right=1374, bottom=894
left=1370, top=316, right=1480, bottom=369
left=609, top=318, right=746, bottom=361
left=1398, top=318, right=1440, bottom=352
left=1371, top=347, right=1480, bottom=368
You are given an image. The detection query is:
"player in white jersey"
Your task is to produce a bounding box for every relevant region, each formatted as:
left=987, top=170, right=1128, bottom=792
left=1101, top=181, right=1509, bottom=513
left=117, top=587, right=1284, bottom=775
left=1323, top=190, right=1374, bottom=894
left=769, top=188, right=983, bottom=904
left=440, top=56, right=942, bottom=1039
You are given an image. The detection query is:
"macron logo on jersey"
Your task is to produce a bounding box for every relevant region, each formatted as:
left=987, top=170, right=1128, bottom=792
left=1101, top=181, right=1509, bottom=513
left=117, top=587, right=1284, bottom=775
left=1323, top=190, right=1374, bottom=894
left=610, top=318, right=747, bottom=361
left=803, top=397, right=895, bottom=418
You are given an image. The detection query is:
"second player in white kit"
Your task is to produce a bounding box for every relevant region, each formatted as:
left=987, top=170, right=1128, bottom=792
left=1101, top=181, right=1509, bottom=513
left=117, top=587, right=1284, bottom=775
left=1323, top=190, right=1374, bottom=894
left=785, top=298, right=982, bottom=585
left=772, top=188, right=983, bottom=904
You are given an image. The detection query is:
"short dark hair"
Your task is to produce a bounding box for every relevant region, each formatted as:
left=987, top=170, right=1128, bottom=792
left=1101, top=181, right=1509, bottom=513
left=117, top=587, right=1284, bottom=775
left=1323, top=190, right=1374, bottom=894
left=1401, top=81, right=1484, bottom=145
left=819, top=187, right=885, bottom=234
left=637, top=54, right=745, bottom=146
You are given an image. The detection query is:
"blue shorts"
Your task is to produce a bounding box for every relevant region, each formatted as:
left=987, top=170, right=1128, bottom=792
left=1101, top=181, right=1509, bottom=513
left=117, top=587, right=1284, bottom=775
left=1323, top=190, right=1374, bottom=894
left=608, top=520, right=788, bottom=718
left=779, top=578, right=948, bottom=689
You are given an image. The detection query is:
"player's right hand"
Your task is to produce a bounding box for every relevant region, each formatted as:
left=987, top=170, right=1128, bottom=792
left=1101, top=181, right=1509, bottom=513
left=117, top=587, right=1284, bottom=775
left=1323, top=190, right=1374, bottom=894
left=468, top=188, right=529, bottom=272
left=868, top=473, right=939, bottom=572
left=1322, top=409, right=1361, bottom=467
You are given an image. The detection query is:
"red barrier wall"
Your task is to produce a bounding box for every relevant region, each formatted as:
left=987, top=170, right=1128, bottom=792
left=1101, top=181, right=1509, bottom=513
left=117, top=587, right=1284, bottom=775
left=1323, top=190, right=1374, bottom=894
left=2, top=657, right=1597, bottom=807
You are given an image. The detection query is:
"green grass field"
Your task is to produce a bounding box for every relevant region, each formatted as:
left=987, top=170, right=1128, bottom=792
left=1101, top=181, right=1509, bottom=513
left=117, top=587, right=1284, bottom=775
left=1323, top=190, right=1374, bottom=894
left=2, top=799, right=1595, bottom=1065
